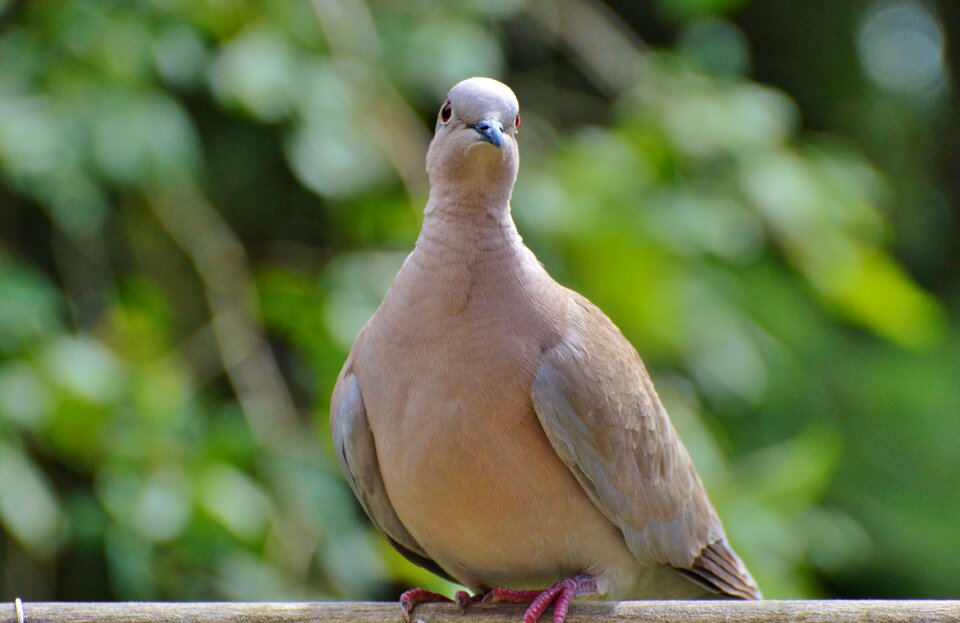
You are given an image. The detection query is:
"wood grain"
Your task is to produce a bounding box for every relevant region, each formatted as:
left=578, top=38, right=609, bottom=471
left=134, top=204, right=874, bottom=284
left=2, top=601, right=959, bottom=623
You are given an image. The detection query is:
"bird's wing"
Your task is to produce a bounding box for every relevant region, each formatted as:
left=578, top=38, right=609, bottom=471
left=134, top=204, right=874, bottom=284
left=531, top=292, right=760, bottom=599
left=331, top=361, right=455, bottom=583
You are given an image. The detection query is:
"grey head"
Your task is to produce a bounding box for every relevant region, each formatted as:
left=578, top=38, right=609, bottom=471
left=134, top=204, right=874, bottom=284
left=425, top=77, right=521, bottom=197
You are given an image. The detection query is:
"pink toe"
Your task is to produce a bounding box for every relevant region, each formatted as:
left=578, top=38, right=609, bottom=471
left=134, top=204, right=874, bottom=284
left=520, top=575, right=595, bottom=623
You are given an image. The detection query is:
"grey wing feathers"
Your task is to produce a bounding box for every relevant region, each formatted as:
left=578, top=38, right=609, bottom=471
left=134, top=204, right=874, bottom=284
left=532, top=293, right=760, bottom=599
left=330, top=367, right=454, bottom=583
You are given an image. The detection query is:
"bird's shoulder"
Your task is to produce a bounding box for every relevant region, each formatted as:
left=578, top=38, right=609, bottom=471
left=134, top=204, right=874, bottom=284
left=542, top=288, right=657, bottom=410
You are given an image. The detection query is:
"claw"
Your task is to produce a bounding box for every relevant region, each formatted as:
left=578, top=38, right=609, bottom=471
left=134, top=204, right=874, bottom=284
left=455, top=590, right=478, bottom=614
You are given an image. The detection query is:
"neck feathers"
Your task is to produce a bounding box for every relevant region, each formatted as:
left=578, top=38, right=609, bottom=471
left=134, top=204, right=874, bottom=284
left=426, top=175, right=513, bottom=219
left=418, top=193, right=522, bottom=264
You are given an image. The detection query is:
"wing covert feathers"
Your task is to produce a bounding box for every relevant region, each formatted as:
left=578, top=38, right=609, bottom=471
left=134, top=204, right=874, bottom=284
left=330, top=365, right=455, bottom=583
left=532, top=292, right=761, bottom=599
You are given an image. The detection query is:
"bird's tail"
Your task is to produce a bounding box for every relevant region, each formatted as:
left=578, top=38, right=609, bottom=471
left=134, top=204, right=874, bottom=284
left=678, top=538, right=762, bottom=600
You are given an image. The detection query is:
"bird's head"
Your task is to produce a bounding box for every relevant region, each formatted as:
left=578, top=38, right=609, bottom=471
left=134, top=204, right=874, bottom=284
left=426, top=77, right=521, bottom=199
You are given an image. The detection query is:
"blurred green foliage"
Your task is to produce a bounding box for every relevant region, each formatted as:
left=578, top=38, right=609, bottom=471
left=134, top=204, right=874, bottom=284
left=0, top=0, right=958, bottom=603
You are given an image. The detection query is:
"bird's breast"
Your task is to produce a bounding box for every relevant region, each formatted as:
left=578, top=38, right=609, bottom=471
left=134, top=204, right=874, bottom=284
left=355, top=290, right=638, bottom=593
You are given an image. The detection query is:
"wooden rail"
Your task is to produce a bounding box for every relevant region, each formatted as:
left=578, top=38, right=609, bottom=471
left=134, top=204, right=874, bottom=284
left=3, top=601, right=960, bottom=623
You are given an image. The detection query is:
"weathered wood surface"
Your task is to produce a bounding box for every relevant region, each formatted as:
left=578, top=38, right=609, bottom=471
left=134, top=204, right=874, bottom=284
left=3, top=601, right=960, bottom=623
left=0, top=600, right=960, bottom=623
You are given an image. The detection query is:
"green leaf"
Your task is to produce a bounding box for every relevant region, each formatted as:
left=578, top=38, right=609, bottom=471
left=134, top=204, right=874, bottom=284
left=0, top=440, right=64, bottom=555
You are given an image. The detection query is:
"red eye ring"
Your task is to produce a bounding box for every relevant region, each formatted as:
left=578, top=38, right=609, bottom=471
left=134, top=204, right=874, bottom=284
left=515, top=113, right=521, bottom=131
left=440, top=101, right=452, bottom=123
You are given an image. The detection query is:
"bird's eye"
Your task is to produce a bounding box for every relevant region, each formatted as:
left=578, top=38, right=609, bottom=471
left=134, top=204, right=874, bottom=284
left=440, top=101, right=452, bottom=123
left=515, top=113, right=521, bottom=131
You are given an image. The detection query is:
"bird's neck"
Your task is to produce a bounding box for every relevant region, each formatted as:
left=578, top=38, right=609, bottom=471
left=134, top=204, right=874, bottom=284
left=417, top=184, right=522, bottom=267
left=374, top=185, right=550, bottom=333
left=426, top=173, right=514, bottom=217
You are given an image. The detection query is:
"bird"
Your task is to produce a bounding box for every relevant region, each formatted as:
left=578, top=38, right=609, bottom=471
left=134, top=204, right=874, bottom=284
left=330, top=77, right=761, bottom=623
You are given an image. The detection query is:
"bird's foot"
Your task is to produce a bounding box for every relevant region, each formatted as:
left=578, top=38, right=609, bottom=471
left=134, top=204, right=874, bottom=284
left=481, top=574, right=597, bottom=623
left=399, top=588, right=453, bottom=622
left=521, top=575, right=596, bottom=623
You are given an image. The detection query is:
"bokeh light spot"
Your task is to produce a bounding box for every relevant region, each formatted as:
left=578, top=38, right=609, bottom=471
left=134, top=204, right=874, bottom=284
left=857, top=1, right=946, bottom=94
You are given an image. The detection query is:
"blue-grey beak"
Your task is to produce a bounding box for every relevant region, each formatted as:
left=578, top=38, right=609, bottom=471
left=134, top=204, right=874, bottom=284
left=471, top=119, right=504, bottom=148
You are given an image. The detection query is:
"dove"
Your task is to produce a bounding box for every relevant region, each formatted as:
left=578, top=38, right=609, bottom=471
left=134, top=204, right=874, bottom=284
left=330, top=77, right=761, bottom=623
